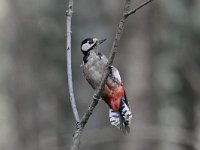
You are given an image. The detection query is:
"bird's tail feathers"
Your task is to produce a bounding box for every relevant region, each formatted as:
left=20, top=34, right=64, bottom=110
left=109, top=99, right=132, bottom=134
left=121, top=99, right=132, bottom=125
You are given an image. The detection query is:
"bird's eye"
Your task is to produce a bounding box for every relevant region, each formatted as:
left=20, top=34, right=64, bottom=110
left=88, top=41, right=93, bottom=44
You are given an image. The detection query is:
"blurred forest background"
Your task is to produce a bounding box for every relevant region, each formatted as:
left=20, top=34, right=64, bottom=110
left=0, top=0, right=200, bottom=150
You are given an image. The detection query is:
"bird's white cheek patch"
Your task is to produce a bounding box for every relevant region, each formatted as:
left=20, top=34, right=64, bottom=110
left=82, top=43, right=95, bottom=51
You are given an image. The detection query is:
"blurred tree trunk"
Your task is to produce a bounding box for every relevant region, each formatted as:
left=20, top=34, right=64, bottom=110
left=156, top=1, right=198, bottom=150
left=122, top=2, right=158, bottom=150
left=7, top=1, right=69, bottom=150
left=8, top=1, right=39, bottom=149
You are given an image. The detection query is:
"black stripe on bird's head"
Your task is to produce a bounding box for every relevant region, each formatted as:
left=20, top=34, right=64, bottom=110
left=81, top=38, right=106, bottom=54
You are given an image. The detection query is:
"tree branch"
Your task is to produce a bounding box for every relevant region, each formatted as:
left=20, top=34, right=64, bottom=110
left=66, top=0, right=80, bottom=123
left=69, top=0, right=153, bottom=150
left=124, top=0, right=154, bottom=18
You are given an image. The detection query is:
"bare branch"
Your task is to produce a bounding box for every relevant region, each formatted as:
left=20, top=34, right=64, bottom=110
left=124, top=0, right=154, bottom=18
left=66, top=0, right=80, bottom=123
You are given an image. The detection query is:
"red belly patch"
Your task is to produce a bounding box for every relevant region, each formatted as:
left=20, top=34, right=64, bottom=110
left=103, top=82, right=125, bottom=111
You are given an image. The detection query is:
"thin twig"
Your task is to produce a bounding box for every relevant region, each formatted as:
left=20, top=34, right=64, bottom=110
left=66, top=0, right=80, bottom=123
left=70, top=0, right=153, bottom=149
left=124, top=0, right=153, bottom=18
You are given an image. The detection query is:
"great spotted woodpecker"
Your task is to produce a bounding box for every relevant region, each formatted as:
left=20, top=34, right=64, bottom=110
left=81, top=38, right=132, bottom=134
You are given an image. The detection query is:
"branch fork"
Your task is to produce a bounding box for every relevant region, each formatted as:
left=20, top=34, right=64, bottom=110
left=66, top=9, right=73, bottom=16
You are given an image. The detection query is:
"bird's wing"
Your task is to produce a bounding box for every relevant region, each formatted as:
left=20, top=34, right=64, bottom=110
left=109, top=66, right=122, bottom=83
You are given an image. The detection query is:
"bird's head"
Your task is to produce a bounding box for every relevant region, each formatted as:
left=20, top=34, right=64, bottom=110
left=81, top=38, right=106, bottom=54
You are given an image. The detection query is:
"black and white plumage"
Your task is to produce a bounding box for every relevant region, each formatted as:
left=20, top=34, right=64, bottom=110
left=81, top=38, right=132, bottom=134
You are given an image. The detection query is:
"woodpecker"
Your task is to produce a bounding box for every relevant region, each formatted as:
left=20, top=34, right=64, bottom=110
left=81, top=37, right=132, bottom=134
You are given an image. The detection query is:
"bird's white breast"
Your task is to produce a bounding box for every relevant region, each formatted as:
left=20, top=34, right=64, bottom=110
left=83, top=51, right=108, bottom=89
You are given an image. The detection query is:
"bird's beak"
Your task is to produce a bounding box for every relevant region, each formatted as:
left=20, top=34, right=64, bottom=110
left=98, top=38, right=107, bottom=45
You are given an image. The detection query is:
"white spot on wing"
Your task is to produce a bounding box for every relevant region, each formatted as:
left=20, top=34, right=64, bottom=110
left=111, top=66, right=122, bottom=82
